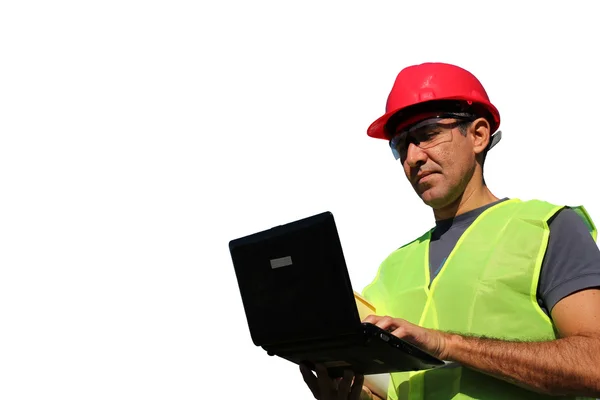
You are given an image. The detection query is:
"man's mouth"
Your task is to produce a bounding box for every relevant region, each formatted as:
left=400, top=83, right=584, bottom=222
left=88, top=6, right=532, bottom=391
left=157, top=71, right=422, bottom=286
left=415, top=171, right=436, bottom=184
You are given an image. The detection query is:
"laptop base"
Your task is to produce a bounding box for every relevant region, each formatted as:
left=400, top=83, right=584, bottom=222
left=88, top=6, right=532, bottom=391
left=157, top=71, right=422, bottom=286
left=264, top=323, right=444, bottom=378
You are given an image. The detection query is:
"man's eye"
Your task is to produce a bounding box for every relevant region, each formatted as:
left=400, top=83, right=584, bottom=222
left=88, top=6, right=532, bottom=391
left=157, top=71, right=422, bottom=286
left=425, top=131, right=442, bottom=139
left=412, top=131, right=440, bottom=143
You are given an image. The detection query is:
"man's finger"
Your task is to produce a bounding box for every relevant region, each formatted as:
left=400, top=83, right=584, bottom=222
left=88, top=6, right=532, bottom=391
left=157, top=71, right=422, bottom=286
left=349, top=374, right=365, bottom=400
left=337, top=370, right=354, bottom=400
left=391, top=326, right=409, bottom=339
left=362, top=314, right=379, bottom=323
left=315, top=364, right=333, bottom=399
left=300, top=364, right=320, bottom=399
left=373, top=316, right=398, bottom=331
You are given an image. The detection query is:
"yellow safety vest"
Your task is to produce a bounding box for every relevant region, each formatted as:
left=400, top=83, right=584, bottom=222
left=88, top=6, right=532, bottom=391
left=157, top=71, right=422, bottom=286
left=362, top=199, right=597, bottom=400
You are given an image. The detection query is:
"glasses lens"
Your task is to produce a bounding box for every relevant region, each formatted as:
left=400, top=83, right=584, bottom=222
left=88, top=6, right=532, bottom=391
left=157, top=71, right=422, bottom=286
left=389, top=116, right=472, bottom=160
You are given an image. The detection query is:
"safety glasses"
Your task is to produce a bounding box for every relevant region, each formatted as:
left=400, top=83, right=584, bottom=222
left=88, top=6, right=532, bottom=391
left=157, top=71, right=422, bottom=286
left=389, top=114, right=475, bottom=160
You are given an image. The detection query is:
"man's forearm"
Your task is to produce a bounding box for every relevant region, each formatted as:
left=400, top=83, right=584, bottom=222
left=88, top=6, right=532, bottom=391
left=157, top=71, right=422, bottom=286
left=444, top=332, right=600, bottom=397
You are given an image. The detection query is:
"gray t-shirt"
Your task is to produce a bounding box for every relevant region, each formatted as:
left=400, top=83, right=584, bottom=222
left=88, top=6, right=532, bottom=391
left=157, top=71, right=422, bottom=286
left=429, top=198, right=600, bottom=315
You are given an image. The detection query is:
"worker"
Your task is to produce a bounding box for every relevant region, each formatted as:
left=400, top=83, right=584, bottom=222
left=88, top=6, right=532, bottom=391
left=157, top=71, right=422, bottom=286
left=300, top=62, right=600, bottom=400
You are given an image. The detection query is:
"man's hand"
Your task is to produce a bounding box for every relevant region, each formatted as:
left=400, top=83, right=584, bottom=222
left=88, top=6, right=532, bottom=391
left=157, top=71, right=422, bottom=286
left=300, top=363, right=372, bottom=400
left=362, top=314, right=451, bottom=359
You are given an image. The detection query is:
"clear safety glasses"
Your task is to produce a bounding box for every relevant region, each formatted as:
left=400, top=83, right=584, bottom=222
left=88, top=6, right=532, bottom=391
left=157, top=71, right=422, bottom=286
left=389, top=114, right=475, bottom=160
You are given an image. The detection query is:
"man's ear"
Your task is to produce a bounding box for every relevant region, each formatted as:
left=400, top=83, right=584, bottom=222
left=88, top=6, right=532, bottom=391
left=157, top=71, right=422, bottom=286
left=470, top=118, right=491, bottom=156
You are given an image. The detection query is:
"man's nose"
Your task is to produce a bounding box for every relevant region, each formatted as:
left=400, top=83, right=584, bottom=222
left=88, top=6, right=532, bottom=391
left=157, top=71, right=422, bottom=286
left=405, top=142, right=427, bottom=168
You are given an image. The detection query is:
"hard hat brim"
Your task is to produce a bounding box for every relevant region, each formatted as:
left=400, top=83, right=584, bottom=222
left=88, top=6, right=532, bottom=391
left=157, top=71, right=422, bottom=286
left=367, top=97, right=501, bottom=141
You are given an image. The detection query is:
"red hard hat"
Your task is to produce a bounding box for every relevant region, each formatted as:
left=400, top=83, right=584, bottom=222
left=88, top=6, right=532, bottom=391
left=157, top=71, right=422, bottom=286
left=367, top=62, right=501, bottom=140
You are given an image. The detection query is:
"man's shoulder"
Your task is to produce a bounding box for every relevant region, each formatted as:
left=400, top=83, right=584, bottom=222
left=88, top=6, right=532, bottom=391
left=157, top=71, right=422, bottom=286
left=550, top=206, right=585, bottom=224
left=548, top=206, right=596, bottom=236
left=520, top=198, right=596, bottom=233
left=514, top=198, right=563, bottom=212
left=396, top=229, right=432, bottom=250
left=538, top=202, right=600, bottom=312
left=378, top=229, right=432, bottom=265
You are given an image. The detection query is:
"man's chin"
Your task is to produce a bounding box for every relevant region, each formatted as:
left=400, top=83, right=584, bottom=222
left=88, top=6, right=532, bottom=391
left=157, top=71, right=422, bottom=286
left=417, top=187, right=448, bottom=208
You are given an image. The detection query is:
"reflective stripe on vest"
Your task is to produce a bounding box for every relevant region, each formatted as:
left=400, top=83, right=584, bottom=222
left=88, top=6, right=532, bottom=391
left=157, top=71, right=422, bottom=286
left=362, top=199, right=597, bottom=400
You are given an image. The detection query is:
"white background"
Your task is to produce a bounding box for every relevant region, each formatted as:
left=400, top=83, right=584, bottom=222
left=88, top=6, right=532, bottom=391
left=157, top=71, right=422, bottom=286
left=1, top=1, right=598, bottom=399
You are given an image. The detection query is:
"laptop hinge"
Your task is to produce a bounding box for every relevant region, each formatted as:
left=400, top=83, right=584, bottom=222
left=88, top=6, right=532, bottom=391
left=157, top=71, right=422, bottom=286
left=262, top=329, right=363, bottom=355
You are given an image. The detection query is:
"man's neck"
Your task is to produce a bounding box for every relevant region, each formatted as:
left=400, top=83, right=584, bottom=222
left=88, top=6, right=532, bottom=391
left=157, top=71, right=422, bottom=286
left=433, top=183, right=499, bottom=222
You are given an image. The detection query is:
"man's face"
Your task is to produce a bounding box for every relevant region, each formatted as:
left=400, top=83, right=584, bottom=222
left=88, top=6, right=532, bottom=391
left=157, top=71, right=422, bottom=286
left=390, top=115, right=477, bottom=209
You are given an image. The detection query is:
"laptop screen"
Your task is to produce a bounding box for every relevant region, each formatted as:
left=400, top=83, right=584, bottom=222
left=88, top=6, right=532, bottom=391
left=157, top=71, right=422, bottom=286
left=229, top=212, right=361, bottom=347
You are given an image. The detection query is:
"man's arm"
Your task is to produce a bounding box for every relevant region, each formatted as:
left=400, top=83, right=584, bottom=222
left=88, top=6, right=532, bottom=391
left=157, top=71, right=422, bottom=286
left=440, top=207, right=600, bottom=396
left=443, top=288, right=600, bottom=396
left=364, top=288, right=600, bottom=397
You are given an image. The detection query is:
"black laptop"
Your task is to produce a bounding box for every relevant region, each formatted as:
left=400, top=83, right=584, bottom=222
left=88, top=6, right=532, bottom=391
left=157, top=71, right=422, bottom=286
left=228, top=211, right=445, bottom=377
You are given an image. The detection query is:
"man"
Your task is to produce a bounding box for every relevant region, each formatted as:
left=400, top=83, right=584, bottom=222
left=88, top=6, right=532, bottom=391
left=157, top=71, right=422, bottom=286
left=300, top=62, right=600, bottom=399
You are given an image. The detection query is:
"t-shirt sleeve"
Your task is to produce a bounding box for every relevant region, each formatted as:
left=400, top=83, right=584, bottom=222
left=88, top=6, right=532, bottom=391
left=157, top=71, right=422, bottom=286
left=538, top=207, right=600, bottom=314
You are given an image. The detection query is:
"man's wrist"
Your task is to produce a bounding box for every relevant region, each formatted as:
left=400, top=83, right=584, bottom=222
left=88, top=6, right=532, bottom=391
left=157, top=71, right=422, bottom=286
left=361, top=386, right=385, bottom=400
left=441, top=331, right=465, bottom=361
